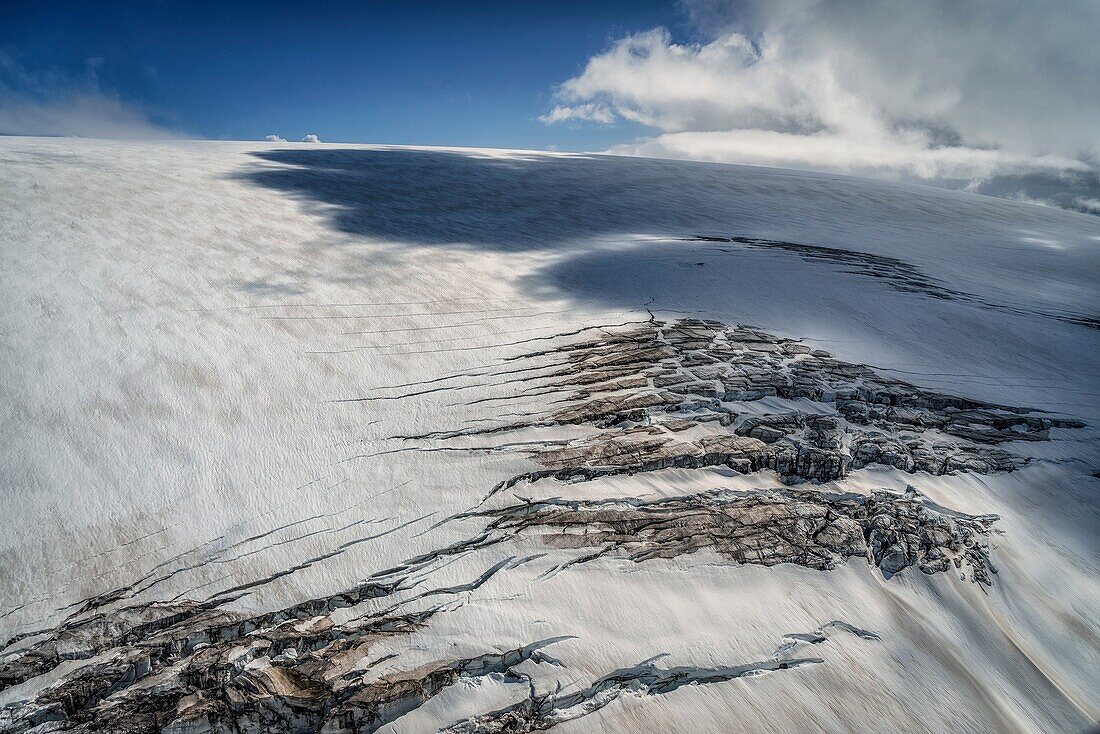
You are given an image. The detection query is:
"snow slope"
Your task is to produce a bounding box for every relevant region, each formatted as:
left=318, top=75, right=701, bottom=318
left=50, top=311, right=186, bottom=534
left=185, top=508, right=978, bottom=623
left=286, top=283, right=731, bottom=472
left=0, top=137, right=1098, bottom=732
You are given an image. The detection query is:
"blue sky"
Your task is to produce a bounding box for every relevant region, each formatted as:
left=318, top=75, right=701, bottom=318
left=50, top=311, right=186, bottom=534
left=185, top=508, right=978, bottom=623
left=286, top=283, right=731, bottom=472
left=1, top=0, right=691, bottom=148
left=3, top=0, right=1097, bottom=214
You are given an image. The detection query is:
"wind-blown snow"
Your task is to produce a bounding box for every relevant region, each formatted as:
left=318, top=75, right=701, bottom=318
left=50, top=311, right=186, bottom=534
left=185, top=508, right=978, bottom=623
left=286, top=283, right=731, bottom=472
left=0, top=138, right=1097, bottom=732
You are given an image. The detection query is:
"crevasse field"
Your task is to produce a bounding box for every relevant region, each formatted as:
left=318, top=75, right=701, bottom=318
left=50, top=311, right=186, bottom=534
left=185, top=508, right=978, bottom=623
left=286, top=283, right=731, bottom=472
left=0, top=137, right=1098, bottom=733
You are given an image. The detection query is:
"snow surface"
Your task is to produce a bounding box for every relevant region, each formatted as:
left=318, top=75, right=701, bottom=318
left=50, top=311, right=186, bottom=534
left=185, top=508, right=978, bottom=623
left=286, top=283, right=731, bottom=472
left=0, top=137, right=1098, bottom=732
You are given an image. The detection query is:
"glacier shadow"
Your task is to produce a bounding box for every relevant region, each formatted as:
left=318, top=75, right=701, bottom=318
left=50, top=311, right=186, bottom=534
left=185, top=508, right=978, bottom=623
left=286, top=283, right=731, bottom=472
left=238, top=147, right=1100, bottom=336
left=239, top=147, right=820, bottom=251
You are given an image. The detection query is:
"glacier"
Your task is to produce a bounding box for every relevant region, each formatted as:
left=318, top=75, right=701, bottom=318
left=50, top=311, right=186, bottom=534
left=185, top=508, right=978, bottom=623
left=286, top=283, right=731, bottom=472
left=0, top=137, right=1097, bottom=733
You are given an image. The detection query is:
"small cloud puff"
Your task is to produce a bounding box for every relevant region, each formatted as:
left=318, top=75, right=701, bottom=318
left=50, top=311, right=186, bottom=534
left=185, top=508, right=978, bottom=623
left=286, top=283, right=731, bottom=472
left=1075, top=197, right=1100, bottom=214
left=265, top=134, right=286, bottom=142
left=539, top=103, right=614, bottom=125
left=301, top=134, right=320, bottom=143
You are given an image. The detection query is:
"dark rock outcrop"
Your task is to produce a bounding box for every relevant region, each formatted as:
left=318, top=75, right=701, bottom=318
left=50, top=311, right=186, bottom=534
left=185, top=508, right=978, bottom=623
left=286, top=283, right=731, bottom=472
left=473, top=487, right=998, bottom=583
left=436, top=319, right=1080, bottom=492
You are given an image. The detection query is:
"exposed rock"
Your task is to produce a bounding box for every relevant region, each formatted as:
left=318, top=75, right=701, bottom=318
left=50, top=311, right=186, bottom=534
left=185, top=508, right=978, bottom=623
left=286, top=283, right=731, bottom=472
left=0, top=556, right=543, bottom=734
left=0, top=554, right=857, bottom=734
left=442, top=622, right=878, bottom=733
left=438, top=318, right=1080, bottom=492
left=473, top=487, right=998, bottom=583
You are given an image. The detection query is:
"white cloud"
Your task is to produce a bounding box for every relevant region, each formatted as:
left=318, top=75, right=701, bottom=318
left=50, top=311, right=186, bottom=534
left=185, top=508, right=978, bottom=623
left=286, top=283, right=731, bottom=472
left=1075, top=198, right=1100, bottom=214
left=539, top=103, right=614, bottom=125
left=612, top=129, right=1090, bottom=181
left=265, top=134, right=287, bottom=142
left=0, top=48, right=181, bottom=139
left=546, top=1, right=1100, bottom=186
left=301, top=134, right=320, bottom=143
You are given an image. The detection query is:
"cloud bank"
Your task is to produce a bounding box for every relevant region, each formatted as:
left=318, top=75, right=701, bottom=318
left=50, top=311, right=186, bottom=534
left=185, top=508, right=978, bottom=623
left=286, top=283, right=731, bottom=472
left=0, top=48, right=180, bottom=139
left=546, top=0, right=1100, bottom=208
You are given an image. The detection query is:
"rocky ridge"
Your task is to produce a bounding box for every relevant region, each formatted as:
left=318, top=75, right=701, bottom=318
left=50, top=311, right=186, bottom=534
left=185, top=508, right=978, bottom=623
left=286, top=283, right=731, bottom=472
left=469, top=486, right=999, bottom=584
left=392, top=318, right=1077, bottom=494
